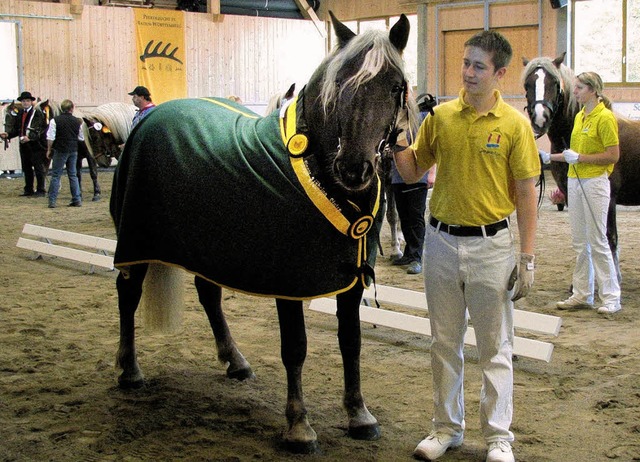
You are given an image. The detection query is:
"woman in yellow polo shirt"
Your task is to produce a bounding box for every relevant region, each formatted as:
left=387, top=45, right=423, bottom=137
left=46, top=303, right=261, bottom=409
left=548, top=72, right=621, bottom=314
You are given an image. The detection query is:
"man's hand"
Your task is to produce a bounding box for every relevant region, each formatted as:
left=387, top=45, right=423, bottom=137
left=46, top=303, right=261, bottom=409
left=563, top=149, right=580, bottom=164
left=538, top=149, right=551, bottom=164
left=510, top=253, right=535, bottom=301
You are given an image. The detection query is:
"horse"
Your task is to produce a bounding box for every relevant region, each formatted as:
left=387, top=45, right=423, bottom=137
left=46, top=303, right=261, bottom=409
left=37, top=99, right=106, bottom=201
left=80, top=102, right=135, bottom=168
left=522, top=54, right=640, bottom=282
left=110, top=12, right=417, bottom=453
left=1, top=101, right=21, bottom=173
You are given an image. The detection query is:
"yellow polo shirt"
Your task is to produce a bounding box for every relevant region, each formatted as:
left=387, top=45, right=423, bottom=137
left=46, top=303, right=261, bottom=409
left=568, top=102, right=618, bottom=179
left=412, top=89, right=540, bottom=226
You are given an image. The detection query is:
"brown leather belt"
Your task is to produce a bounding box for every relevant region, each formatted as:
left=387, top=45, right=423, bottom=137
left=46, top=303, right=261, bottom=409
left=429, top=216, right=509, bottom=237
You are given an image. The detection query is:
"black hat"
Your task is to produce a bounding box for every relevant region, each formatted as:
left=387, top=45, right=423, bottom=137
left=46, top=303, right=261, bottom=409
left=17, top=91, right=36, bottom=101
left=128, top=86, right=151, bottom=97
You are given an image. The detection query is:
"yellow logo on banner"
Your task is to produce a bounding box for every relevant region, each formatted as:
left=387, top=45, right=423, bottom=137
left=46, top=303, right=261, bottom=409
left=134, top=9, right=187, bottom=104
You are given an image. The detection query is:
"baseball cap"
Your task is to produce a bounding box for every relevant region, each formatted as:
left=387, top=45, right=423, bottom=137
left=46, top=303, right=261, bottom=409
left=128, top=86, right=151, bottom=97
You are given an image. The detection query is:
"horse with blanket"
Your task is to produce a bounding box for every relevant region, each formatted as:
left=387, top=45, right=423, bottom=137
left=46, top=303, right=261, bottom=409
left=110, top=12, right=418, bottom=453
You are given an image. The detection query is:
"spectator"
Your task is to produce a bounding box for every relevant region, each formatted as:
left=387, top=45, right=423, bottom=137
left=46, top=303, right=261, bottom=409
left=0, top=91, right=48, bottom=197
left=45, top=99, right=83, bottom=208
left=128, top=86, right=156, bottom=130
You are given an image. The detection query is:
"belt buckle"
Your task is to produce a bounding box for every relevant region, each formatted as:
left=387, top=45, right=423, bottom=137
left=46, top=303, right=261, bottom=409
left=447, top=224, right=460, bottom=234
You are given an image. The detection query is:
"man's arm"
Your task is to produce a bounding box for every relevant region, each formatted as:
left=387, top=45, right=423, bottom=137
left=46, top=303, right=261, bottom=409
left=514, top=176, right=538, bottom=255
left=46, top=119, right=56, bottom=160
left=393, top=143, right=430, bottom=184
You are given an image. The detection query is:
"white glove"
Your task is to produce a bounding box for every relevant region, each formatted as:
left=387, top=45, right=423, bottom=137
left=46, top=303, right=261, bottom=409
left=509, top=253, right=535, bottom=302
left=538, top=149, right=551, bottom=164
left=563, top=149, right=580, bottom=164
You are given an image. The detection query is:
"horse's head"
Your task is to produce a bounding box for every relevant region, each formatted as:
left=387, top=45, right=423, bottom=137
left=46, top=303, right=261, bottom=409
left=2, top=101, right=21, bottom=133
left=81, top=103, right=136, bottom=167
left=305, top=12, right=417, bottom=193
left=83, top=117, right=122, bottom=167
left=522, top=53, right=569, bottom=137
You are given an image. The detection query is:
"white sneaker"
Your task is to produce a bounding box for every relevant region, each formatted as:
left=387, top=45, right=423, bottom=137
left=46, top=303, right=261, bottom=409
left=414, top=431, right=463, bottom=460
left=597, top=304, right=622, bottom=314
left=556, top=297, right=593, bottom=310
left=486, top=441, right=514, bottom=462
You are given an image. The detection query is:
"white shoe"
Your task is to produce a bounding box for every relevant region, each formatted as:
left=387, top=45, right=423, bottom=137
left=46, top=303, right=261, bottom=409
left=414, top=431, right=463, bottom=460
left=486, top=441, right=514, bottom=462
left=597, top=303, right=622, bottom=314
left=556, top=296, right=593, bottom=310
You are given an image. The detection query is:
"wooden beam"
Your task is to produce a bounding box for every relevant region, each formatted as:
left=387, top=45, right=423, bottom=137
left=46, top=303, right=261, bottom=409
left=293, top=0, right=326, bottom=38
left=207, top=0, right=224, bottom=23
left=67, top=0, right=83, bottom=15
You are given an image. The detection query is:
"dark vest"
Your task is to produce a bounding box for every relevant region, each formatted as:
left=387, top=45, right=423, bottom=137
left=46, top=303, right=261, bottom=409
left=52, top=112, right=82, bottom=153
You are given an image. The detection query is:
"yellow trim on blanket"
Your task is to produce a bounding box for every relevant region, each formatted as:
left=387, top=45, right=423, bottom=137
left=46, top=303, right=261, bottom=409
left=115, top=260, right=359, bottom=301
left=200, top=97, right=260, bottom=119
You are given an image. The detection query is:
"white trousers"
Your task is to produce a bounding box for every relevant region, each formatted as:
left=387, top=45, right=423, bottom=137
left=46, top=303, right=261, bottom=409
left=423, top=224, right=515, bottom=443
left=567, top=174, right=621, bottom=306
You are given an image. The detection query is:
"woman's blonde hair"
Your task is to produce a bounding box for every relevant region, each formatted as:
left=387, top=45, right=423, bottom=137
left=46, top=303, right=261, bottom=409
left=576, top=71, right=612, bottom=109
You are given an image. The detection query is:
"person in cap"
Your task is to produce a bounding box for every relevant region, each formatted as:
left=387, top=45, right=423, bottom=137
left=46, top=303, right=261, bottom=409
left=128, top=86, right=156, bottom=130
left=0, top=91, right=48, bottom=197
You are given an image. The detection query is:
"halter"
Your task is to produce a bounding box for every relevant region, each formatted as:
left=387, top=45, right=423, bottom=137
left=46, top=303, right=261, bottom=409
left=378, top=80, right=408, bottom=155
left=526, top=65, right=564, bottom=125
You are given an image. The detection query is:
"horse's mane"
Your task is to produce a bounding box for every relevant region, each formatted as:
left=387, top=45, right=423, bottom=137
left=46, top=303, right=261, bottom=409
left=83, top=102, right=136, bottom=143
left=320, top=29, right=419, bottom=135
left=36, top=99, right=62, bottom=117
left=522, top=56, right=578, bottom=119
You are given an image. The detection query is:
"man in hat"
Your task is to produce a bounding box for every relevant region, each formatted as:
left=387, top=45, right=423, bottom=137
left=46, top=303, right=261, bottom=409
left=0, top=91, right=48, bottom=196
left=128, top=86, right=156, bottom=130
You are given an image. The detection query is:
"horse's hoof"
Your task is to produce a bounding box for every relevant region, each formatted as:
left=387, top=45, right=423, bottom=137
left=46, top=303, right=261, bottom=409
left=92, top=194, right=101, bottom=202
left=227, top=366, right=255, bottom=381
left=348, top=423, right=381, bottom=440
left=118, top=371, right=145, bottom=389
left=282, top=439, right=319, bottom=454
left=117, top=376, right=145, bottom=389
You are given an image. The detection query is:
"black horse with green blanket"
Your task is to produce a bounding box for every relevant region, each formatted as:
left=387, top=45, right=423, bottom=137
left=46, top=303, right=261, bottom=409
left=110, top=12, right=417, bottom=453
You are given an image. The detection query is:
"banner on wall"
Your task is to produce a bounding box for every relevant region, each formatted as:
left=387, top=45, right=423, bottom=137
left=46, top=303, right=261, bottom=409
left=134, top=9, right=187, bottom=104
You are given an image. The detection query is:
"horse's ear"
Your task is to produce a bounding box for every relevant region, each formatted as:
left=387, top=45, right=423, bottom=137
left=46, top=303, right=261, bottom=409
left=553, top=52, right=567, bottom=68
left=389, top=14, right=410, bottom=52
left=522, top=57, right=530, bottom=66
left=329, top=10, right=356, bottom=48
left=285, top=83, right=296, bottom=100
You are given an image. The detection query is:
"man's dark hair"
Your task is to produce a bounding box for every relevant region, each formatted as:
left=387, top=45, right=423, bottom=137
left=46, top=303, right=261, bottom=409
left=465, top=30, right=513, bottom=70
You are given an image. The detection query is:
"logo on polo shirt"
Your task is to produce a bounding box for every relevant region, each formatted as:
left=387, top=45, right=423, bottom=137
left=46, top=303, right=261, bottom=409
left=486, top=131, right=502, bottom=149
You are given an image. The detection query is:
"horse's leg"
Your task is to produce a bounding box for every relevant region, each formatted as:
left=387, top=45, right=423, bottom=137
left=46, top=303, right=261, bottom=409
left=336, top=286, right=380, bottom=440
left=386, top=183, right=403, bottom=259
left=275, top=298, right=318, bottom=453
left=85, top=153, right=102, bottom=201
left=116, top=263, right=148, bottom=389
left=194, top=276, right=254, bottom=380
left=606, top=198, right=622, bottom=284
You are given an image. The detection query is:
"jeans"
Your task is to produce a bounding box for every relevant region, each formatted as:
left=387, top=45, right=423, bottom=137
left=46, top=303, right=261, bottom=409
left=392, top=182, right=428, bottom=262
left=48, top=150, right=81, bottom=204
left=423, top=223, right=515, bottom=443
left=567, top=174, right=620, bottom=306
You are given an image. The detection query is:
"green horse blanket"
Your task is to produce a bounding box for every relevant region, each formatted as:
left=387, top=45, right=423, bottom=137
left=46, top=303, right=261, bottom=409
left=110, top=97, right=380, bottom=299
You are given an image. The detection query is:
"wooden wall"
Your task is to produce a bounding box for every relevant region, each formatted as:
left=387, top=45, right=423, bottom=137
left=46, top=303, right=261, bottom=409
left=0, top=0, right=326, bottom=110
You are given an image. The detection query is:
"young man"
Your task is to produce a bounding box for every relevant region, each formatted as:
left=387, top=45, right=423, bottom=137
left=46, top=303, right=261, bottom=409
left=128, top=86, right=156, bottom=130
left=0, top=91, right=48, bottom=197
left=45, top=99, right=84, bottom=208
left=394, top=31, right=540, bottom=462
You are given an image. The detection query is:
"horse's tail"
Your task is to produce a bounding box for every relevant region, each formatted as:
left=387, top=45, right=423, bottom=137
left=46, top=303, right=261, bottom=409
left=140, top=263, right=184, bottom=333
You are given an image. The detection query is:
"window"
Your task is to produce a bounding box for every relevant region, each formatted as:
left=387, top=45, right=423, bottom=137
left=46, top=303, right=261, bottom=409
left=573, top=0, right=640, bottom=83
